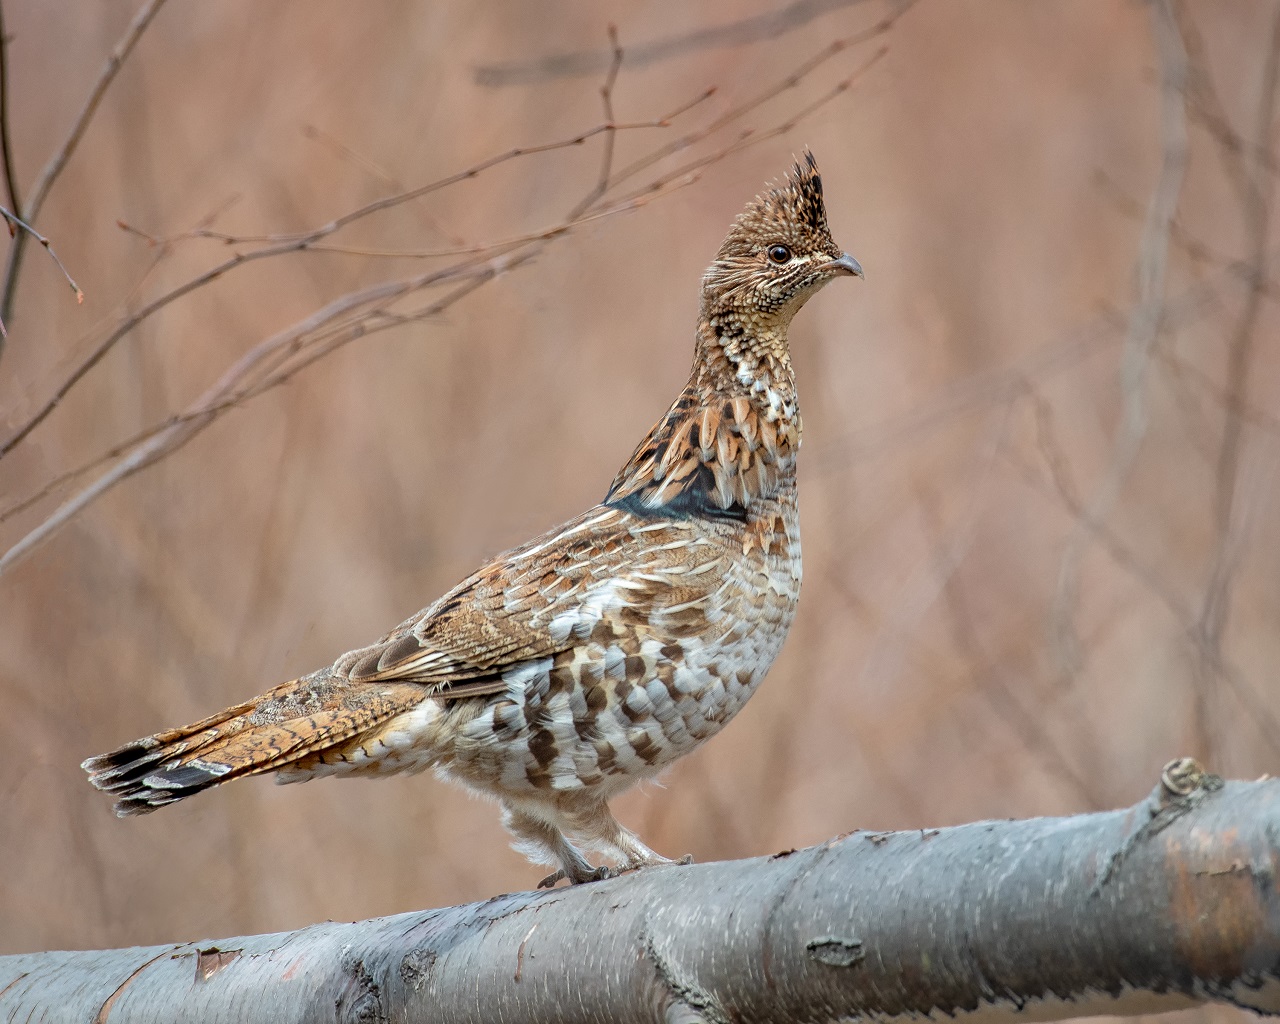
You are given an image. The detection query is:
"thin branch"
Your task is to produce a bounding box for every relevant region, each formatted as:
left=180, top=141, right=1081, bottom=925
left=575, top=24, right=623, bottom=220
left=0, top=115, right=687, bottom=462
left=299, top=123, right=465, bottom=247
left=593, top=45, right=887, bottom=221
left=1185, top=1, right=1280, bottom=768
left=473, top=0, right=899, bottom=86
left=181, top=182, right=679, bottom=262
left=1155, top=343, right=1280, bottom=439
left=0, top=1, right=20, bottom=221
left=1050, top=0, right=1188, bottom=688
left=0, top=0, right=169, bottom=336
left=0, top=274, right=444, bottom=578
left=0, top=175, right=699, bottom=532
left=0, top=19, right=880, bottom=464
left=1007, top=394, right=1280, bottom=758
left=599, top=9, right=907, bottom=199
left=0, top=205, right=83, bottom=307
left=0, top=27, right=885, bottom=576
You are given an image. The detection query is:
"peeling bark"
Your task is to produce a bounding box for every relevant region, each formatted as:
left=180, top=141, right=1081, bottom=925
left=2, top=762, right=1277, bottom=1023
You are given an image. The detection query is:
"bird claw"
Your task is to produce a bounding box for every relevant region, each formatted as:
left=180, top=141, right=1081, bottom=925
left=538, top=864, right=613, bottom=889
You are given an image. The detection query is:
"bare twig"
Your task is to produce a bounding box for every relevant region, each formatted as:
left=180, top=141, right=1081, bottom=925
left=1156, top=343, right=1280, bottom=439
left=0, top=0, right=169, bottom=338
left=0, top=1, right=19, bottom=222
left=599, top=13, right=904, bottom=199
left=0, top=272, right=462, bottom=577
left=930, top=495, right=1106, bottom=811
left=1051, top=0, right=1188, bottom=688
left=0, top=206, right=83, bottom=308
left=0, top=113, right=690, bottom=462
left=1184, top=3, right=1280, bottom=767
left=473, top=0, right=903, bottom=86
left=300, top=123, right=465, bottom=247
left=0, top=26, right=888, bottom=576
left=0, top=21, right=889, bottom=464
left=1007, top=395, right=1280, bottom=758
left=579, top=25, right=623, bottom=219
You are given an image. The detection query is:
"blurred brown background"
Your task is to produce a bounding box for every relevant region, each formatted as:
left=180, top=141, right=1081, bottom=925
left=1, top=0, right=1277, bottom=989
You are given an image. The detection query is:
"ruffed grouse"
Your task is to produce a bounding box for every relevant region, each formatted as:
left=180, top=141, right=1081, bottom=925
left=84, top=153, right=861, bottom=886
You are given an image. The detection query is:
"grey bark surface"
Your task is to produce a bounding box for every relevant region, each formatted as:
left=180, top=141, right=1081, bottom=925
left=2, top=763, right=1277, bottom=1024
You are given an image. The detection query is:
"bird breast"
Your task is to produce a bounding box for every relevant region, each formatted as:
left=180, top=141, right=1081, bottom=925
left=438, top=494, right=802, bottom=800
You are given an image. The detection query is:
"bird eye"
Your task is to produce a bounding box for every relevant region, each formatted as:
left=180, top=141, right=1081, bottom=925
left=766, top=244, right=792, bottom=264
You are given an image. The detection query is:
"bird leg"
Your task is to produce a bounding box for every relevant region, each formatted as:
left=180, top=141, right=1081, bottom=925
left=558, top=797, right=690, bottom=873
left=501, top=803, right=604, bottom=888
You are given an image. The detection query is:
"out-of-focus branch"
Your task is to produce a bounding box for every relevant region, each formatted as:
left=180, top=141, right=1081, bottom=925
left=808, top=247, right=1256, bottom=476
left=2, top=766, right=1277, bottom=1023
left=0, top=114, right=682, bottom=462
left=0, top=31, right=890, bottom=577
left=915, top=412, right=1108, bottom=810
left=0, top=264, right=514, bottom=579
left=0, top=29, right=885, bottom=465
left=1051, top=0, right=1188, bottom=687
left=0, top=2, right=20, bottom=222
left=473, top=0, right=904, bottom=86
left=1157, top=343, right=1280, bottom=438
left=0, top=205, right=82, bottom=336
left=1012, top=388, right=1280, bottom=756
left=1183, top=3, right=1280, bottom=767
left=0, top=0, right=168, bottom=340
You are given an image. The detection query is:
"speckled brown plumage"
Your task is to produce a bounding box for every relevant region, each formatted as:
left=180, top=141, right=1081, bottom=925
left=83, top=152, right=861, bottom=886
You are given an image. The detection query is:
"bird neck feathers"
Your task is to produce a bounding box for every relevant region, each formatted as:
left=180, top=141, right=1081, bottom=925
left=602, top=321, right=801, bottom=524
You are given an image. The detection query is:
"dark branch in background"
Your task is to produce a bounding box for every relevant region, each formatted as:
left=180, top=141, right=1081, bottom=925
left=0, top=28, right=889, bottom=577
left=1082, top=5, right=1280, bottom=767
left=0, top=114, right=683, bottom=463
left=0, top=206, right=82, bottom=336
left=1, top=765, right=1276, bottom=1022
left=473, top=0, right=906, bottom=86
left=0, top=0, right=168, bottom=349
left=0, top=2, right=20, bottom=223
left=1051, top=0, right=1188, bottom=689
left=804, top=222, right=1280, bottom=767
left=0, top=19, right=890, bottom=466
left=1180, top=3, right=1280, bottom=769
left=1010, top=379, right=1280, bottom=757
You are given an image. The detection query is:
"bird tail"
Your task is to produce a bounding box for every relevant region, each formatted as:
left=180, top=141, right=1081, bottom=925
left=82, top=673, right=429, bottom=816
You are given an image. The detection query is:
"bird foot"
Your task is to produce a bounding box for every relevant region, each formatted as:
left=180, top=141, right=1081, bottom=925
left=612, top=853, right=694, bottom=878
left=538, top=864, right=614, bottom=889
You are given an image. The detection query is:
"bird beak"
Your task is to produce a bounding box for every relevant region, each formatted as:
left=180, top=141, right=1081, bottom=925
left=823, top=253, right=864, bottom=278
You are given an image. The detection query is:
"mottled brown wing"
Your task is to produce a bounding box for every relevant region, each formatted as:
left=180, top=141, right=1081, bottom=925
left=336, top=505, right=636, bottom=697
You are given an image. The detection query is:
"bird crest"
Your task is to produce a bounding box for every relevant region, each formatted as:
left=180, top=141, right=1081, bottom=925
left=699, top=150, right=851, bottom=324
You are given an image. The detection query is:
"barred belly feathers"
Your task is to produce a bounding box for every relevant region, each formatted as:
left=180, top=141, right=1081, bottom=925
left=83, top=153, right=861, bottom=886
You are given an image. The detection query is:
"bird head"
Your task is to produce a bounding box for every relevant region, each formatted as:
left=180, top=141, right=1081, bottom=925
left=700, top=151, right=861, bottom=331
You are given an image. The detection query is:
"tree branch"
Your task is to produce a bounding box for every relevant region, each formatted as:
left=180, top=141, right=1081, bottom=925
left=472, top=0, right=906, bottom=86
left=1, top=764, right=1276, bottom=1022
left=0, top=34, right=887, bottom=577
left=0, top=2, right=20, bottom=221
left=1184, top=1, right=1280, bottom=767
left=0, top=0, right=168, bottom=339
left=1050, top=0, right=1189, bottom=688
